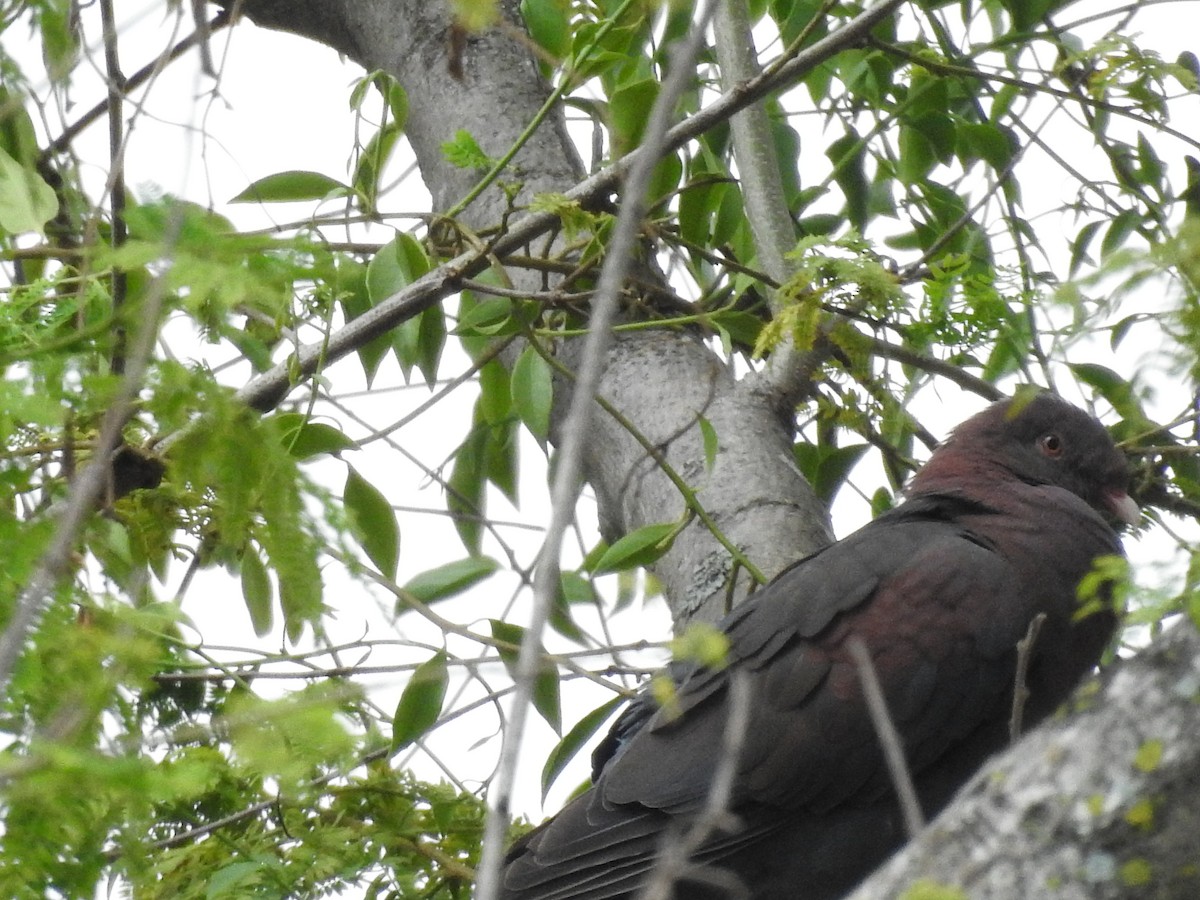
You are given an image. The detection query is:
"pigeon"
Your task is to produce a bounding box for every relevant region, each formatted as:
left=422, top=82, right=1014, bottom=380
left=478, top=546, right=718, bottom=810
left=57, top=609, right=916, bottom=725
left=501, top=392, right=1138, bottom=900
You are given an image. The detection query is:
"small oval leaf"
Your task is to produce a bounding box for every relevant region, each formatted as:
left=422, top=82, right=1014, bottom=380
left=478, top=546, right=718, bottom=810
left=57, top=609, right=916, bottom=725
left=402, top=556, right=500, bottom=607
left=698, top=416, right=718, bottom=472
left=275, top=413, right=358, bottom=459
left=391, top=652, right=449, bottom=752
left=489, top=619, right=561, bottom=734
left=230, top=170, right=348, bottom=204
left=591, top=522, right=678, bottom=574
left=240, top=544, right=274, bottom=637
left=541, top=695, right=625, bottom=799
left=344, top=467, right=400, bottom=579
left=511, top=346, right=553, bottom=442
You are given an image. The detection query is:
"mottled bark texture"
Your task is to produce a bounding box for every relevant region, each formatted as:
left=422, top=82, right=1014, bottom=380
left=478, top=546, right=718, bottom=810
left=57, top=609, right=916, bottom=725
left=221, top=0, right=832, bottom=626
left=848, top=622, right=1200, bottom=899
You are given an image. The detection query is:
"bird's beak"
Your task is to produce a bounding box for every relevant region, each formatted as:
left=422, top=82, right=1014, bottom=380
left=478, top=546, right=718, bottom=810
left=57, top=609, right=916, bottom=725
left=1105, top=489, right=1141, bottom=527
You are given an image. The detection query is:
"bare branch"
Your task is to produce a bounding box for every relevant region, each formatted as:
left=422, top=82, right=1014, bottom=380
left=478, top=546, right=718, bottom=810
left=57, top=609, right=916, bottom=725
left=847, top=637, right=925, bottom=839
left=635, top=671, right=753, bottom=900
left=1010, top=612, right=1047, bottom=742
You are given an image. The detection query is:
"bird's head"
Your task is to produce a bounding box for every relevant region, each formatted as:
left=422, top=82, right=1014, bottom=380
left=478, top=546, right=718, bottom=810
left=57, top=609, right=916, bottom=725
left=908, top=392, right=1140, bottom=528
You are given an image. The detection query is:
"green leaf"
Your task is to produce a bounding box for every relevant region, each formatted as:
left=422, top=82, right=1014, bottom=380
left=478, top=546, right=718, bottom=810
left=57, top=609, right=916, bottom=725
left=353, top=123, right=403, bottom=214
left=402, top=556, right=500, bottom=606
left=368, top=233, right=430, bottom=304
left=229, top=170, right=348, bottom=204
left=477, top=359, right=513, bottom=424
left=956, top=122, right=1014, bottom=171
left=793, top=442, right=871, bottom=505
left=521, top=0, right=572, bottom=59
left=344, top=467, right=400, bottom=580
left=609, top=78, right=659, bottom=154
left=511, top=345, right=553, bottom=443
left=647, top=152, right=683, bottom=209
left=541, top=695, right=624, bottom=799
left=38, top=0, right=78, bottom=82
left=391, top=652, right=449, bottom=752
left=1101, top=209, right=1141, bottom=257
left=698, top=416, right=718, bottom=472
left=897, top=123, right=937, bottom=185
left=368, top=234, right=434, bottom=382
left=454, top=297, right=514, bottom=336
left=1069, top=221, right=1103, bottom=277
left=416, top=303, right=447, bottom=386
left=1187, top=583, right=1200, bottom=631
left=329, top=258, right=391, bottom=384
left=999, top=0, right=1056, bottom=32
left=208, top=859, right=271, bottom=898
left=483, top=417, right=519, bottom=504
left=591, top=522, right=678, bottom=574
left=827, top=129, right=868, bottom=229
left=1135, top=131, right=1164, bottom=188
left=0, top=146, right=57, bottom=235
left=274, top=413, right=358, bottom=459
left=448, top=432, right=485, bottom=554
left=240, top=544, right=274, bottom=637
left=549, top=571, right=592, bottom=644
left=1069, top=363, right=1149, bottom=426
left=441, top=129, right=495, bottom=170
left=489, top=619, right=562, bottom=734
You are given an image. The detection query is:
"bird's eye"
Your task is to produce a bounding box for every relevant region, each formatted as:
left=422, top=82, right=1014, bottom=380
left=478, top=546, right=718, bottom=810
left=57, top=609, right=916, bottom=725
left=1039, top=433, right=1063, bottom=457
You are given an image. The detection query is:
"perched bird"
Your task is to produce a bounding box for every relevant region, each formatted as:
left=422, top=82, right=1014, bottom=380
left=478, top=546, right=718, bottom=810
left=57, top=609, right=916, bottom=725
left=501, top=393, right=1139, bottom=900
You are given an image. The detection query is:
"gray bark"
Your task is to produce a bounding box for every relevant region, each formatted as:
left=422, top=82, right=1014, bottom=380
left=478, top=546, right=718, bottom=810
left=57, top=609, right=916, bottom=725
left=849, top=623, right=1200, bottom=899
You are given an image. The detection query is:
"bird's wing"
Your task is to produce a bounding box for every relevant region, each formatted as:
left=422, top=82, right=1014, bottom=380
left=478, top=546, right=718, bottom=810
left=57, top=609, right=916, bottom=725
left=599, top=494, right=1033, bottom=815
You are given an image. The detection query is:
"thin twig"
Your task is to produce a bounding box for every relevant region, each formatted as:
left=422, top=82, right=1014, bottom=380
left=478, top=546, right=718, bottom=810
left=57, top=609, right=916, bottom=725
left=867, top=336, right=1005, bottom=401
left=635, top=671, right=752, bottom=900
left=40, top=11, right=233, bottom=162
left=1010, top=612, right=1047, bottom=742
left=99, top=0, right=128, bottom=375
left=847, top=637, right=925, bottom=839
